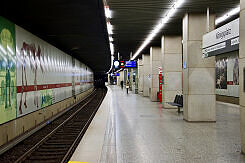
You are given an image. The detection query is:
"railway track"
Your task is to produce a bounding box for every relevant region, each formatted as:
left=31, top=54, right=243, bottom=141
left=0, top=88, right=106, bottom=163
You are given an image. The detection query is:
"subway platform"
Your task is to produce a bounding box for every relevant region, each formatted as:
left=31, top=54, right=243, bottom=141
left=70, top=85, right=245, bottom=163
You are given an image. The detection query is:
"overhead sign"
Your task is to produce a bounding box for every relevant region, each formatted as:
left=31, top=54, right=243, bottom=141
left=202, top=18, right=239, bottom=58
left=113, top=73, right=119, bottom=76
left=124, top=60, right=137, bottom=68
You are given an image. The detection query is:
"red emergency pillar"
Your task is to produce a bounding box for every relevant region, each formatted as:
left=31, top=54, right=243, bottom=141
left=158, top=71, right=162, bottom=103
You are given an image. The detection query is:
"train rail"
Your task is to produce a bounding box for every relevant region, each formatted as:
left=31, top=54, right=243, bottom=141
left=0, top=88, right=107, bottom=163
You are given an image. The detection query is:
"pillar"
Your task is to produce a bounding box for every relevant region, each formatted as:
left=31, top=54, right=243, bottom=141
left=119, top=71, right=124, bottom=87
left=240, top=0, right=245, bottom=153
left=128, top=68, right=133, bottom=91
left=162, top=36, right=182, bottom=108
left=142, top=54, right=150, bottom=97
left=150, top=47, right=162, bottom=101
left=138, top=58, right=144, bottom=95
left=182, top=13, right=216, bottom=122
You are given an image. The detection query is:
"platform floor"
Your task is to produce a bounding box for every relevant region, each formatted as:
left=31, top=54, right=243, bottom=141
left=71, top=85, right=245, bottom=163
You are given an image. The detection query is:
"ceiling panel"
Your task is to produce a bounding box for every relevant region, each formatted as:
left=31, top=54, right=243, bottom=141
left=108, top=0, right=240, bottom=59
left=0, top=0, right=111, bottom=73
left=0, top=0, right=240, bottom=73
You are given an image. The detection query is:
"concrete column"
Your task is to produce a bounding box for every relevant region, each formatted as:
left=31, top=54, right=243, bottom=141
left=150, top=47, right=161, bottom=101
left=117, top=76, right=120, bottom=86
left=142, top=54, right=150, bottom=97
left=119, top=71, right=124, bottom=87
left=138, top=58, right=144, bottom=95
left=108, top=74, right=111, bottom=84
left=130, top=68, right=138, bottom=94
left=129, top=68, right=133, bottom=91
left=162, top=36, right=182, bottom=108
left=182, top=13, right=216, bottom=122
left=240, top=0, right=245, bottom=153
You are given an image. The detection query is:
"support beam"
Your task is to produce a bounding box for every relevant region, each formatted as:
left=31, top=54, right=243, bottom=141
left=162, top=36, right=182, bottom=108
left=150, top=47, right=162, bottom=101
left=240, top=0, right=245, bottom=153
left=138, top=58, right=143, bottom=95
left=182, top=13, right=216, bottom=122
left=142, top=54, right=150, bottom=97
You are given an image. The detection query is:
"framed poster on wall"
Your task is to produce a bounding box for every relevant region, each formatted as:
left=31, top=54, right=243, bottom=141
left=216, top=57, right=227, bottom=89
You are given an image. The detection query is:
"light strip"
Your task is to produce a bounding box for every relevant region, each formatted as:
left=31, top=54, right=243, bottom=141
left=131, top=0, right=185, bottom=60
left=215, top=6, right=240, bottom=25
left=105, top=6, right=112, bottom=18
left=107, top=22, right=113, bottom=35
left=109, top=36, right=113, bottom=42
left=110, top=43, right=114, bottom=54
left=103, top=1, right=115, bottom=73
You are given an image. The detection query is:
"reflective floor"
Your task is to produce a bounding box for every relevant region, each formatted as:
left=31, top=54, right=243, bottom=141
left=101, top=85, right=245, bottom=163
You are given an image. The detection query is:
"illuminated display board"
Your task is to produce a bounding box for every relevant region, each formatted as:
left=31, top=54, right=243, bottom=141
left=124, top=61, right=137, bottom=68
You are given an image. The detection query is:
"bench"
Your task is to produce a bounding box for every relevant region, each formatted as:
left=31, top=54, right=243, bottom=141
left=167, top=95, right=183, bottom=113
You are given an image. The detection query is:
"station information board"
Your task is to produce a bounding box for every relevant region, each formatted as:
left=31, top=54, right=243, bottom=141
left=113, top=73, right=119, bottom=76
left=202, top=18, right=239, bottom=58
left=124, top=60, right=137, bottom=68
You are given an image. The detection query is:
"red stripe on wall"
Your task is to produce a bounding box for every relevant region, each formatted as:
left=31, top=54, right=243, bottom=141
left=227, top=81, right=233, bottom=85
left=17, top=83, right=72, bottom=93
left=17, top=82, right=94, bottom=93
left=75, top=82, right=81, bottom=86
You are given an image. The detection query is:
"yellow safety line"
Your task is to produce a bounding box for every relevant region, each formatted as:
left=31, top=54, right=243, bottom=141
left=68, top=161, right=89, bottom=163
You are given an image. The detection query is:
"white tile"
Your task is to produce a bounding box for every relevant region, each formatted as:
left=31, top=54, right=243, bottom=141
left=184, top=94, right=216, bottom=121
left=188, top=67, right=215, bottom=95
left=163, top=72, right=182, bottom=91
left=101, top=85, right=243, bottom=162
left=163, top=53, right=182, bottom=72
left=187, top=41, right=215, bottom=68
left=163, top=36, right=182, bottom=54
left=241, top=0, right=245, bottom=11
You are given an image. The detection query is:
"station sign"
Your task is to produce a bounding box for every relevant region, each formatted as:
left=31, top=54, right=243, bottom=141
left=113, top=73, right=119, bottom=76
left=124, top=60, right=137, bottom=68
left=202, top=18, right=239, bottom=58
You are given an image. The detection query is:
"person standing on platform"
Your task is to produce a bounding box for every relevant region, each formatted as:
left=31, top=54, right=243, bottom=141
left=126, top=80, right=130, bottom=94
left=120, top=80, right=123, bottom=89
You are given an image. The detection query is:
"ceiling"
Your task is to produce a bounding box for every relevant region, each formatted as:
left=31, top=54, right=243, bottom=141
left=0, top=0, right=240, bottom=73
left=1, top=0, right=111, bottom=73
left=108, top=0, right=240, bottom=60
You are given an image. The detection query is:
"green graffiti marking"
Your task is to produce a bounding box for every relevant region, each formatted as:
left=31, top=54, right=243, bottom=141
left=0, top=17, right=17, bottom=124
left=40, top=89, right=53, bottom=108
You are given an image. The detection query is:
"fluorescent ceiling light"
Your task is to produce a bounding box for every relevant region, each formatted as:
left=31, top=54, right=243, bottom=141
left=105, top=6, right=112, bottom=18
left=109, top=36, right=113, bottom=42
left=131, top=0, right=185, bottom=60
left=107, top=22, right=113, bottom=35
left=215, top=6, right=240, bottom=25
left=110, top=42, right=114, bottom=54
left=104, top=1, right=115, bottom=74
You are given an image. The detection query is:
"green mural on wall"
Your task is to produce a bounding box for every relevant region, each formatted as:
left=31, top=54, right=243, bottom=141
left=40, top=89, right=53, bottom=108
left=0, top=17, right=17, bottom=124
